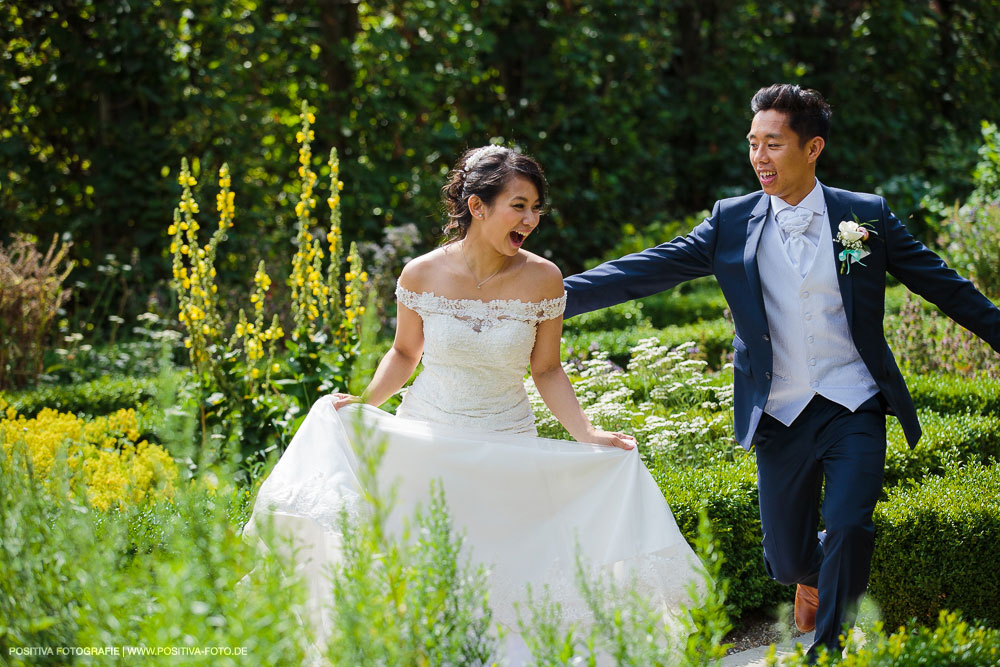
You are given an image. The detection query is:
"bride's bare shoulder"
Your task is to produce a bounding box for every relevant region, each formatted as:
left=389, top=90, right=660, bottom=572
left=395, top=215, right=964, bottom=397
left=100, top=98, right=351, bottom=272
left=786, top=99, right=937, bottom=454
left=518, top=251, right=565, bottom=301
left=398, top=246, right=453, bottom=292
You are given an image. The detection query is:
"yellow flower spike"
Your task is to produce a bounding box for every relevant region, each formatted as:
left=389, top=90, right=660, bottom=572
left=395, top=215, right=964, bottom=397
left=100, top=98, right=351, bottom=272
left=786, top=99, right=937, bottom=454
left=307, top=112, right=316, bottom=124
left=337, top=180, right=344, bottom=191
left=272, top=363, right=280, bottom=373
left=184, top=338, right=192, bottom=348
left=187, top=175, right=197, bottom=186
left=181, top=244, right=189, bottom=255
left=298, top=166, right=305, bottom=178
left=170, top=242, right=178, bottom=253
left=180, top=221, right=189, bottom=231
left=296, top=131, right=305, bottom=143
left=211, top=284, right=218, bottom=294
left=190, top=201, right=199, bottom=213
left=202, top=324, right=211, bottom=335
left=359, top=306, right=366, bottom=315
left=179, top=201, right=188, bottom=212
left=168, top=224, right=177, bottom=235
left=251, top=368, right=260, bottom=379
left=360, top=271, right=368, bottom=282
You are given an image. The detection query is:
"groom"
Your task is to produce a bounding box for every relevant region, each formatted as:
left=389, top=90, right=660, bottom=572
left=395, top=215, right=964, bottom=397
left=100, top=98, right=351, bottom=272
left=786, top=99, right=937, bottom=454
left=563, top=83, right=1000, bottom=658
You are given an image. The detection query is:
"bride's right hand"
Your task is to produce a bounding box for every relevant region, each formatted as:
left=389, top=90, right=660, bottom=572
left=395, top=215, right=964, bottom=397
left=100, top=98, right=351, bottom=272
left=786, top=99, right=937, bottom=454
left=330, top=392, right=360, bottom=410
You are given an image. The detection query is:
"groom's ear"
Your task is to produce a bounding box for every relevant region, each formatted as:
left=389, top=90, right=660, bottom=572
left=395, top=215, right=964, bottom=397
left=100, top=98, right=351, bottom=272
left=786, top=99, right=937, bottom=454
left=806, top=136, right=826, bottom=163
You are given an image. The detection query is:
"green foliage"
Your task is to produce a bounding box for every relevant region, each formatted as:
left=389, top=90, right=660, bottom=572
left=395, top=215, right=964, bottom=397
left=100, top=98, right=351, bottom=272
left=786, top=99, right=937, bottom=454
left=566, top=278, right=728, bottom=333
left=885, top=291, right=1000, bottom=379
left=322, top=418, right=495, bottom=665
left=532, top=340, right=739, bottom=468
left=563, top=317, right=735, bottom=369
left=658, top=457, right=789, bottom=620
left=0, top=439, right=310, bottom=665
left=906, top=373, right=1000, bottom=415
left=0, top=375, right=159, bottom=419
left=517, top=511, right=732, bottom=666
left=870, top=464, right=1000, bottom=630
left=884, top=410, right=1000, bottom=490
left=6, top=0, right=1000, bottom=294
left=776, top=610, right=1000, bottom=666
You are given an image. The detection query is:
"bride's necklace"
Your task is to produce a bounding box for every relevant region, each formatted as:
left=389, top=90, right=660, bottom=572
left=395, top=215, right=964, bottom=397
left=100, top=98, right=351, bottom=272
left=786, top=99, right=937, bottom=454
left=461, top=243, right=509, bottom=289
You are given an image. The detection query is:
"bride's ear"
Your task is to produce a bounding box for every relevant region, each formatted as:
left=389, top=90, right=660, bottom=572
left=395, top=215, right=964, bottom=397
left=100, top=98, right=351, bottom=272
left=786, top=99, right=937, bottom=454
left=468, top=195, right=485, bottom=220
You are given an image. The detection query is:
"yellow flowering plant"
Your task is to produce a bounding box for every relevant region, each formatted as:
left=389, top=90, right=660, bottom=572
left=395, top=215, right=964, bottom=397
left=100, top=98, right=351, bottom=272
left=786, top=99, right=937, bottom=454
left=0, top=398, right=178, bottom=511
left=282, top=102, right=372, bottom=412
left=168, top=101, right=374, bottom=462
left=168, top=159, right=288, bottom=463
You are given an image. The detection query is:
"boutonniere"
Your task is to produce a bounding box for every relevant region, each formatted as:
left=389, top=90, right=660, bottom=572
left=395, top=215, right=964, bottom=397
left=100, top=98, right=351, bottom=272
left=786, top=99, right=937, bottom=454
left=835, top=215, right=878, bottom=274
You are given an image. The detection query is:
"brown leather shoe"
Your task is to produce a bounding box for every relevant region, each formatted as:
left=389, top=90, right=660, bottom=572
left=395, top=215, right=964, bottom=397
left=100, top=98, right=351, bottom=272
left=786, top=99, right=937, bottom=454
left=794, top=584, right=819, bottom=633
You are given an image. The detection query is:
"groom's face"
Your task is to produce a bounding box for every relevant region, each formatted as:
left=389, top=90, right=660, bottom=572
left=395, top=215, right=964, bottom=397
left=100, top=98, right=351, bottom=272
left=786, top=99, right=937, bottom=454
left=747, top=109, right=822, bottom=206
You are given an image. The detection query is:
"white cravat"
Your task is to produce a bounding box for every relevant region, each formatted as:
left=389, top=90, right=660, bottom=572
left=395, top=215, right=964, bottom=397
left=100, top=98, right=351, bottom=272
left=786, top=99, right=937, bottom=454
left=775, top=206, right=816, bottom=277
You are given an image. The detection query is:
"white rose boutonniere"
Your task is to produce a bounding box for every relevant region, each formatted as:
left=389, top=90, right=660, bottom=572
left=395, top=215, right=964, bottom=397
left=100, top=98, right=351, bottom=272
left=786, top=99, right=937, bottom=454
left=835, top=215, right=878, bottom=274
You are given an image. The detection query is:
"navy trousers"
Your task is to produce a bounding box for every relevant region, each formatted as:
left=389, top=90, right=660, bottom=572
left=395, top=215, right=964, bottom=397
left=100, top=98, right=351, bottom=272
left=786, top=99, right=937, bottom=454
left=752, top=394, right=887, bottom=656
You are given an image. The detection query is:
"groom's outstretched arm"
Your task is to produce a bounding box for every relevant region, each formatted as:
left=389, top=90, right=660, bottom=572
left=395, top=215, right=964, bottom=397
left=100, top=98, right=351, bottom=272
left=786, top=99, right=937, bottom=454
left=563, top=204, right=719, bottom=319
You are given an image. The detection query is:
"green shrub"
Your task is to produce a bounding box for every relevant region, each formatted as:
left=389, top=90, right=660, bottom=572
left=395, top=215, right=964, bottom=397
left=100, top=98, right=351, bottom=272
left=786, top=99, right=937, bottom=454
left=884, top=409, right=1000, bottom=490
left=885, top=292, right=1000, bottom=378
left=870, top=463, right=1000, bottom=629
left=0, top=434, right=314, bottom=666
left=657, top=457, right=789, bottom=621
left=776, top=610, right=1000, bottom=666
left=566, top=279, right=728, bottom=333
left=562, top=317, right=734, bottom=369
left=1, top=375, right=160, bottom=419
left=906, top=374, right=1000, bottom=415
left=517, top=512, right=732, bottom=666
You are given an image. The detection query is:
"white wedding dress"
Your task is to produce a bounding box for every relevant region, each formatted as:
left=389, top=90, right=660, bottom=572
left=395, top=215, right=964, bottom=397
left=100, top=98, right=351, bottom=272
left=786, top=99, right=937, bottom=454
left=244, top=283, right=702, bottom=662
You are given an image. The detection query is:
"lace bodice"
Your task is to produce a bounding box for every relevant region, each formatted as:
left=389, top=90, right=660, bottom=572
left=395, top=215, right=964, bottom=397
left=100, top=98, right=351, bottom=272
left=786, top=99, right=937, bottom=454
left=394, top=282, right=566, bottom=435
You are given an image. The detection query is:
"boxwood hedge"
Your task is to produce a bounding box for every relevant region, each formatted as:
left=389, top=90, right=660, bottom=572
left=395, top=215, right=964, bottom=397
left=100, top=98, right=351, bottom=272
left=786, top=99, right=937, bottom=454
left=884, top=409, right=1000, bottom=490
left=869, top=463, right=1000, bottom=629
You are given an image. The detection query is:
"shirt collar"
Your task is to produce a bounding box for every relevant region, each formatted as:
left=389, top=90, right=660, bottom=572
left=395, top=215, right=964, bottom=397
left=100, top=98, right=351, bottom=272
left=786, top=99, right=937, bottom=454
left=770, top=179, right=826, bottom=218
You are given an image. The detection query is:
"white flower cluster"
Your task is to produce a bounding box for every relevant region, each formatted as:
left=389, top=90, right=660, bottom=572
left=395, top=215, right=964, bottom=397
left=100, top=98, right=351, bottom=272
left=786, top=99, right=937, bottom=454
left=526, top=338, right=740, bottom=466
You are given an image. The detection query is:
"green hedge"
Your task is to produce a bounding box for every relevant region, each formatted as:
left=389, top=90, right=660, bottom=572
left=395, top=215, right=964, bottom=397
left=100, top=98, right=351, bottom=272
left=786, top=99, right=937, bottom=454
left=1, top=375, right=161, bottom=418
left=870, top=463, right=1000, bottom=629
left=563, top=317, right=734, bottom=369
left=777, top=610, right=1000, bottom=666
left=884, top=409, right=1000, bottom=490
left=907, top=374, right=1000, bottom=415
left=656, top=456, right=789, bottom=620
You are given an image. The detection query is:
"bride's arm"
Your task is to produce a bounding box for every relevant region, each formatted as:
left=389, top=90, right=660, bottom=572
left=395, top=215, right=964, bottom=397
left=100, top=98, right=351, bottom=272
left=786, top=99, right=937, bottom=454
left=332, top=301, right=424, bottom=409
left=530, top=308, right=635, bottom=451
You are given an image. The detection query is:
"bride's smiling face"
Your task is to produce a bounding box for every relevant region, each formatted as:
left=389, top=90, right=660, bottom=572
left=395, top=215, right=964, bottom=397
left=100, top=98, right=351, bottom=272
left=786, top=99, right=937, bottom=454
left=469, top=176, right=542, bottom=256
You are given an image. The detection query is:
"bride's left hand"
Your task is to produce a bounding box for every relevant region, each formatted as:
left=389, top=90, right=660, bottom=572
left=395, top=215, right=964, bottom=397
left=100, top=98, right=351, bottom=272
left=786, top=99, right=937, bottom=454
left=330, top=392, right=360, bottom=410
left=586, top=430, right=636, bottom=450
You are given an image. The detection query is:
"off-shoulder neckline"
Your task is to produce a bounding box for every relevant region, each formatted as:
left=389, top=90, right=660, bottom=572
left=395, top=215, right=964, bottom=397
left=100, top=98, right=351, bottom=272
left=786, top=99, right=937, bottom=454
left=396, top=281, right=566, bottom=308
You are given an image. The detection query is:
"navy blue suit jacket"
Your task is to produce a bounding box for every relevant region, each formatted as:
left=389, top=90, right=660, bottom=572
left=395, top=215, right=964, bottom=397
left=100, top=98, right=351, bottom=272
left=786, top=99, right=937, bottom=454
left=564, top=184, right=1000, bottom=450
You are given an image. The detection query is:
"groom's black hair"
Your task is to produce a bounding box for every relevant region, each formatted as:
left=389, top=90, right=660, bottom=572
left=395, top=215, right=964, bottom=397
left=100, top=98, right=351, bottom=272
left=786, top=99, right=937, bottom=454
left=751, top=84, right=832, bottom=146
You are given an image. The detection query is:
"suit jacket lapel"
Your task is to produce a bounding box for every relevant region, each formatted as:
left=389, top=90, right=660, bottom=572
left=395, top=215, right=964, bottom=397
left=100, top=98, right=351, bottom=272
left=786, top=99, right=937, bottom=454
left=823, top=184, right=854, bottom=328
left=744, top=194, right=769, bottom=317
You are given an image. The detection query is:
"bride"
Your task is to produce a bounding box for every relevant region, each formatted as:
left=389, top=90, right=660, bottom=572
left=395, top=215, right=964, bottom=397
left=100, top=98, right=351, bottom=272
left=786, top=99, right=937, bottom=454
left=244, top=145, right=702, bottom=660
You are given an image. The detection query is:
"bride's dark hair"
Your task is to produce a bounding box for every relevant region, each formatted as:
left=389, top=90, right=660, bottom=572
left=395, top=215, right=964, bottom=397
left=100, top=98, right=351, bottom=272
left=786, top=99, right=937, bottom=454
left=440, top=146, right=547, bottom=243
